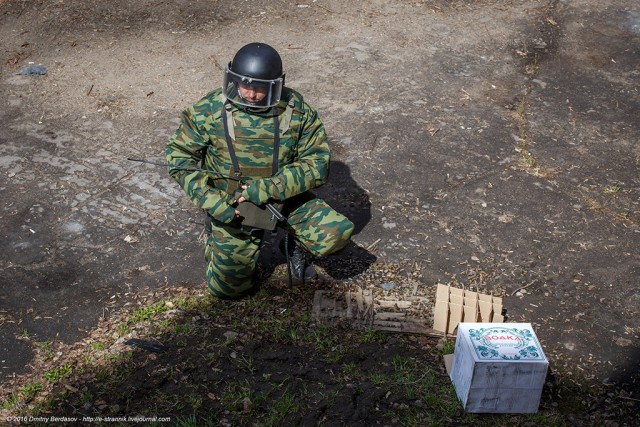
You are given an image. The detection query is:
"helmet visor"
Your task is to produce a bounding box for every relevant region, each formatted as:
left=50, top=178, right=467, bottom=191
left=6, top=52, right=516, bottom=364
left=223, top=65, right=283, bottom=108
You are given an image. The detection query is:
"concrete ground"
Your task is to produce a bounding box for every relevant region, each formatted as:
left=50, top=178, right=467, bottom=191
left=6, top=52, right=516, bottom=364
left=1, top=0, right=638, bottom=397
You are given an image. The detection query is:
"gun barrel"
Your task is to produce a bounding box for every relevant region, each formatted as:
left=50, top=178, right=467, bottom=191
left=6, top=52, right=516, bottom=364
left=265, top=203, right=286, bottom=222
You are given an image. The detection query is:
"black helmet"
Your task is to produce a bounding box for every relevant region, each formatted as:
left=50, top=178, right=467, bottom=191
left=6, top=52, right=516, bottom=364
left=223, top=43, right=285, bottom=108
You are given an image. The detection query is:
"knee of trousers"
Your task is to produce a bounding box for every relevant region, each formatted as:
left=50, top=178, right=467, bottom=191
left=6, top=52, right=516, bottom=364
left=300, top=218, right=355, bottom=257
left=286, top=196, right=355, bottom=257
left=203, top=236, right=260, bottom=298
left=206, top=260, right=255, bottom=298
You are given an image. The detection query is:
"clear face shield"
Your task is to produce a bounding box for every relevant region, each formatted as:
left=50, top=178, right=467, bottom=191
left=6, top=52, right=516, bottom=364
left=222, top=65, right=284, bottom=108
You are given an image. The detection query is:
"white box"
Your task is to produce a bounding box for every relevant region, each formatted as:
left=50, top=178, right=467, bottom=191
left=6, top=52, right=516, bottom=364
left=450, top=323, right=548, bottom=413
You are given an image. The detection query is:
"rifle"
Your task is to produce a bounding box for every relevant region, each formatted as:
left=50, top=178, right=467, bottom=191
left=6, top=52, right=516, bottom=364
left=129, top=157, right=286, bottom=222
left=128, top=157, right=241, bottom=180
left=129, top=157, right=299, bottom=288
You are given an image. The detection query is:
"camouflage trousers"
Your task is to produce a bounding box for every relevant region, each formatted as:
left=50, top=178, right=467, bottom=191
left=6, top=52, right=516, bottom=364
left=204, top=192, right=354, bottom=298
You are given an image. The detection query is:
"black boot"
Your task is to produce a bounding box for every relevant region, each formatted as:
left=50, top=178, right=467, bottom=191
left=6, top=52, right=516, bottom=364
left=289, top=241, right=317, bottom=282
left=204, top=213, right=212, bottom=236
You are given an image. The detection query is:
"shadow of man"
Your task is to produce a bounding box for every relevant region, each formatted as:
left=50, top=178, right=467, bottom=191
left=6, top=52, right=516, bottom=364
left=314, top=160, right=371, bottom=236
left=258, top=160, right=376, bottom=281
left=313, top=160, right=376, bottom=279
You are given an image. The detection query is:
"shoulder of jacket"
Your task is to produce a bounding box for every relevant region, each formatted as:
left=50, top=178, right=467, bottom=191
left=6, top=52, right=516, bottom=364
left=282, top=88, right=322, bottom=125
left=200, top=88, right=225, bottom=108
left=187, top=89, right=225, bottom=120
left=281, top=87, right=306, bottom=110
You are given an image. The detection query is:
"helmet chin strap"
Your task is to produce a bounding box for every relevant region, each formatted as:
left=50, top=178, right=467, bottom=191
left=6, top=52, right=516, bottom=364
left=228, top=92, right=269, bottom=112
left=246, top=105, right=270, bottom=113
left=239, top=96, right=264, bottom=111
left=238, top=93, right=271, bottom=112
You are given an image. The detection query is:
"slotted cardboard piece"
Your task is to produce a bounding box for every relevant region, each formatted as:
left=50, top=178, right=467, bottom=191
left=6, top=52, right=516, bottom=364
left=432, top=284, right=505, bottom=335
left=448, top=303, right=464, bottom=334
left=433, top=286, right=450, bottom=332
left=312, top=287, right=438, bottom=335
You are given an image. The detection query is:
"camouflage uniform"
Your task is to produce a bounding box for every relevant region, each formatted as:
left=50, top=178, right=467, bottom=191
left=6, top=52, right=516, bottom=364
left=166, top=87, right=354, bottom=297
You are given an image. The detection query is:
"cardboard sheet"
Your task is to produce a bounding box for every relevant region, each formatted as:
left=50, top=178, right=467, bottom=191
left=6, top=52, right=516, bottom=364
left=432, top=284, right=505, bottom=334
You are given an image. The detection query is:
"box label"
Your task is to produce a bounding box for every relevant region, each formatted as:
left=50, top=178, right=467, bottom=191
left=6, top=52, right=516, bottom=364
left=468, top=326, right=546, bottom=361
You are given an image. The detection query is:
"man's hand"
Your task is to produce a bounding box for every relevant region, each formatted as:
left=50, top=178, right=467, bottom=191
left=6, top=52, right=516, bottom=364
left=236, top=185, right=248, bottom=204
left=242, top=178, right=276, bottom=205
left=234, top=185, right=248, bottom=218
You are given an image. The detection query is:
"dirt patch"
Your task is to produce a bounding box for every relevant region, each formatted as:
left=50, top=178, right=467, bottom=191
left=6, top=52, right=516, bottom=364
left=1, top=0, right=639, bottom=424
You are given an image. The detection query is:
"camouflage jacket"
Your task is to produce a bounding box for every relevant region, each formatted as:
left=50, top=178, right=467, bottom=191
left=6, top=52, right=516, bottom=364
left=165, top=87, right=330, bottom=224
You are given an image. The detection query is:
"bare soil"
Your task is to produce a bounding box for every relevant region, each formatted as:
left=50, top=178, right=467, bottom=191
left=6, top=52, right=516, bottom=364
left=0, top=0, right=638, bottom=425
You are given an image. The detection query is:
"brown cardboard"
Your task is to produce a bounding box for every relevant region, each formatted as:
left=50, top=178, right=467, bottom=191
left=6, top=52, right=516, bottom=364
left=433, top=284, right=451, bottom=333
left=433, top=299, right=449, bottom=333
left=464, top=290, right=478, bottom=300
left=450, top=294, right=464, bottom=305
left=478, top=300, right=493, bottom=322
left=448, top=303, right=464, bottom=334
left=432, top=284, right=505, bottom=334
left=492, top=298, right=503, bottom=322
left=463, top=295, right=478, bottom=307
left=312, top=289, right=437, bottom=334
left=464, top=304, right=478, bottom=324
left=436, top=284, right=450, bottom=301
left=478, top=293, right=492, bottom=302
left=443, top=353, right=454, bottom=375
left=463, top=292, right=480, bottom=322
left=450, top=287, right=464, bottom=297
